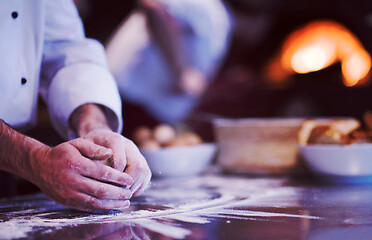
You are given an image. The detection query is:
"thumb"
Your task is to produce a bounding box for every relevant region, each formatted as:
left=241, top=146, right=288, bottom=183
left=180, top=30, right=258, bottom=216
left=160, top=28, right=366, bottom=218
left=69, top=138, right=113, bottom=160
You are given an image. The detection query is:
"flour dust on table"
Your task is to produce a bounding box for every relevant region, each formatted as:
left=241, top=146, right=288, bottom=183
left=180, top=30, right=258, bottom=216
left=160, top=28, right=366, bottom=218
left=0, top=175, right=320, bottom=239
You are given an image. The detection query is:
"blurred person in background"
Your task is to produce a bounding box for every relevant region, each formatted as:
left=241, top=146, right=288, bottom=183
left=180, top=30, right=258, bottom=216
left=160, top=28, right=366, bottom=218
left=0, top=0, right=151, bottom=212
left=105, top=0, right=233, bottom=137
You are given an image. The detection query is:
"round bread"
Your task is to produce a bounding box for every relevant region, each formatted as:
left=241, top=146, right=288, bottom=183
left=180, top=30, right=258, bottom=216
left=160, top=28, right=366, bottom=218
left=153, top=124, right=176, bottom=145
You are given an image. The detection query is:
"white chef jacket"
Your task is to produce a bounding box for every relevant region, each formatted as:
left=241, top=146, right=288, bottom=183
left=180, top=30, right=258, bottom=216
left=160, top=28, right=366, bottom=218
left=0, top=0, right=123, bottom=140
left=106, top=0, right=232, bottom=124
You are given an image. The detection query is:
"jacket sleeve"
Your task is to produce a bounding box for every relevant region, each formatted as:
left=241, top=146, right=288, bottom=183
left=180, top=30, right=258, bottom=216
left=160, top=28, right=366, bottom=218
left=39, top=0, right=123, bottom=140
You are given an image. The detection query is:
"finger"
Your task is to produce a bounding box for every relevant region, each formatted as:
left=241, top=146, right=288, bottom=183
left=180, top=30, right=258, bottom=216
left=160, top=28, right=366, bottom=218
left=123, top=142, right=152, bottom=195
left=66, top=192, right=131, bottom=212
left=131, top=171, right=152, bottom=197
left=84, top=132, right=128, bottom=171
left=77, top=158, right=134, bottom=187
left=132, top=174, right=152, bottom=197
left=92, top=163, right=134, bottom=187
left=127, top=167, right=151, bottom=196
left=127, top=166, right=151, bottom=196
left=69, top=138, right=113, bottom=160
left=103, top=135, right=128, bottom=171
left=127, top=164, right=150, bottom=196
left=76, top=175, right=132, bottom=200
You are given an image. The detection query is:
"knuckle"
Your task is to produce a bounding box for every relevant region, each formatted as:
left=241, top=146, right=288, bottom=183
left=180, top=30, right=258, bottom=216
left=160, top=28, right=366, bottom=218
left=95, top=184, right=109, bottom=198
left=65, top=157, right=76, bottom=168
left=122, top=189, right=132, bottom=199
left=86, top=196, right=100, bottom=208
left=105, top=132, right=121, bottom=141
left=100, top=167, right=113, bottom=180
left=124, top=138, right=136, bottom=147
left=135, top=161, right=151, bottom=173
left=104, top=135, right=113, bottom=144
left=120, top=175, right=134, bottom=186
left=113, top=132, right=123, bottom=140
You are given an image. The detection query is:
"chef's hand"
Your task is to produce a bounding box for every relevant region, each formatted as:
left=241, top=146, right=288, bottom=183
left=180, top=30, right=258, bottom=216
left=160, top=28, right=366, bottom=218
left=81, top=129, right=152, bottom=196
left=70, top=103, right=152, bottom=197
left=30, top=138, right=134, bottom=212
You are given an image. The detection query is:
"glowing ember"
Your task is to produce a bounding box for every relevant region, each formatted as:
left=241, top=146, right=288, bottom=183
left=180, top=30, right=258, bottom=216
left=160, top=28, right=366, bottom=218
left=266, top=20, right=371, bottom=87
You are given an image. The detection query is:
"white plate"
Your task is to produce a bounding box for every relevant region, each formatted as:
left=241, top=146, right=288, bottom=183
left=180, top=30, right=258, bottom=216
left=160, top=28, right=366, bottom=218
left=141, top=143, right=217, bottom=178
left=299, top=144, right=372, bottom=182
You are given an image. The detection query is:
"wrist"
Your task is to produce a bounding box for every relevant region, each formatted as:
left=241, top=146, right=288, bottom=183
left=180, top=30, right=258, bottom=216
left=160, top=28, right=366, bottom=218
left=26, top=140, right=49, bottom=182
left=69, top=103, right=111, bottom=137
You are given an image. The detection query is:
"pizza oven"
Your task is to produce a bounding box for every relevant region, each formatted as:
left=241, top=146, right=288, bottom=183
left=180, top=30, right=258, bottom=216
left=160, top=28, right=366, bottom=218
left=196, top=0, right=372, bottom=122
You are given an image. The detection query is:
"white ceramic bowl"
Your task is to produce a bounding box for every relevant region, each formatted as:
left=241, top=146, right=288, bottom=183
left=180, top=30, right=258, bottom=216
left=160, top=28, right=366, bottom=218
left=299, top=144, right=372, bottom=182
left=141, top=143, right=217, bottom=178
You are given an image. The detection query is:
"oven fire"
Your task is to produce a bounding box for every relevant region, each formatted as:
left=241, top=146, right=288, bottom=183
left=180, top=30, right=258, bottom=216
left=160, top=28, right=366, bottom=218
left=266, top=20, right=371, bottom=87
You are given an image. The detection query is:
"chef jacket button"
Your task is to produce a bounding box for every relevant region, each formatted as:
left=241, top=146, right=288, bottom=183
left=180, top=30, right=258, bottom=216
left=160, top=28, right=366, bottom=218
left=21, top=78, right=27, bottom=85
left=11, top=11, right=18, bottom=19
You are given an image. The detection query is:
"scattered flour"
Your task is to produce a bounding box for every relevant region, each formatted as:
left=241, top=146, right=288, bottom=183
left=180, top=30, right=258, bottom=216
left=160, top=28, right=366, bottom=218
left=0, top=175, right=320, bottom=239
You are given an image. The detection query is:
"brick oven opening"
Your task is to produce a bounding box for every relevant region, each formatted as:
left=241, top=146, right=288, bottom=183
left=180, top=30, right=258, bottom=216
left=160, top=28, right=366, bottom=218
left=195, top=0, right=372, bottom=122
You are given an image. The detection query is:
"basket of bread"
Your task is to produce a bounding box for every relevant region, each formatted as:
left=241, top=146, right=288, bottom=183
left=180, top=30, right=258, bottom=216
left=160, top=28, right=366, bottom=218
left=213, top=115, right=372, bottom=177
left=213, top=118, right=307, bottom=175
left=299, top=112, right=372, bottom=180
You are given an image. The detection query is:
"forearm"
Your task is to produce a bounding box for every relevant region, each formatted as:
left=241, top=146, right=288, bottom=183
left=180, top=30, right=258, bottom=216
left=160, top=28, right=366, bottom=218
left=140, top=0, right=187, bottom=76
left=0, top=120, right=47, bottom=181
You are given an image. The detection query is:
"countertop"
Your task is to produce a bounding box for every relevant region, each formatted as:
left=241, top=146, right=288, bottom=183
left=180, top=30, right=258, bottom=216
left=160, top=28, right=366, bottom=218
left=1, top=171, right=372, bottom=240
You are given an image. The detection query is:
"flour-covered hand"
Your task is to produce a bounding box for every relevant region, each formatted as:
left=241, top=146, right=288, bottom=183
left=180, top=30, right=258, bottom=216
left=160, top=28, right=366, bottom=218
left=70, top=103, right=152, bottom=198
left=29, top=138, right=134, bottom=212
left=82, top=129, right=152, bottom=197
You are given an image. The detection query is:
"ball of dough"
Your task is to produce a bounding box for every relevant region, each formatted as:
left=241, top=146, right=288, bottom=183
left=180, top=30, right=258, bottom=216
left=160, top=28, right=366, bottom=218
left=167, top=132, right=203, bottom=147
left=140, top=139, right=161, bottom=151
left=153, top=124, right=176, bottom=145
left=133, top=126, right=152, bottom=145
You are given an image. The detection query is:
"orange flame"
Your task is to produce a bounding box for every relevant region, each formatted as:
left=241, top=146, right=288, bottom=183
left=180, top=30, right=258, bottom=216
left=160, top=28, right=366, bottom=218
left=266, top=20, right=371, bottom=87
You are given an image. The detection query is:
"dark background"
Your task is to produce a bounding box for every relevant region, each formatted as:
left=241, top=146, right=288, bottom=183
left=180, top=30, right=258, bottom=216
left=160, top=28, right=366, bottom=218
left=10, top=0, right=372, bottom=196
left=79, top=0, right=372, bottom=121
left=28, top=0, right=372, bottom=144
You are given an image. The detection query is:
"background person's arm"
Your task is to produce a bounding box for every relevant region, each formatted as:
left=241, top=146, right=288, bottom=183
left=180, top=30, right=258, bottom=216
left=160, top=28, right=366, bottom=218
left=139, top=0, right=207, bottom=96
